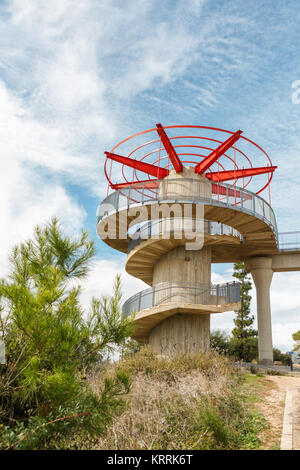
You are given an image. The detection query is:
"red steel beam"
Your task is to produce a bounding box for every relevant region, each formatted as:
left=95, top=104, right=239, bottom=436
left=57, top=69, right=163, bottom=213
left=206, top=165, right=277, bottom=182
left=156, top=123, right=183, bottom=173
left=111, top=179, right=160, bottom=190
left=195, top=130, right=243, bottom=174
left=105, top=151, right=169, bottom=179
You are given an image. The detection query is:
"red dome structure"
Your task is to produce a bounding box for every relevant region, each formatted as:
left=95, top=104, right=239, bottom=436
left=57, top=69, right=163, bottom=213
left=104, top=124, right=277, bottom=203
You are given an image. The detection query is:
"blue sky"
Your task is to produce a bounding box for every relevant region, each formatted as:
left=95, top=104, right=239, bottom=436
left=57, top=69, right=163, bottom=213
left=0, top=0, right=300, bottom=350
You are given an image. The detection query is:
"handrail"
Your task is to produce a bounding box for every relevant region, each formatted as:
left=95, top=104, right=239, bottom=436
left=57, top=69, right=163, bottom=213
left=97, top=179, right=278, bottom=244
left=127, top=218, right=241, bottom=254
left=122, top=281, right=241, bottom=317
left=278, top=231, right=300, bottom=252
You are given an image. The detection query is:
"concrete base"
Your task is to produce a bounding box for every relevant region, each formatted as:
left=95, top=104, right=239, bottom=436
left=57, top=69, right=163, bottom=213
left=148, top=313, right=210, bottom=356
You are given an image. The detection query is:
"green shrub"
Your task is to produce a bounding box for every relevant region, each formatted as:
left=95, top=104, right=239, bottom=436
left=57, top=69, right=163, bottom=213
left=265, top=369, right=286, bottom=376
left=250, top=365, right=259, bottom=374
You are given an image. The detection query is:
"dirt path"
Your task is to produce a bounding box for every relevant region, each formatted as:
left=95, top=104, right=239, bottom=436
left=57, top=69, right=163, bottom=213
left=254, top=375, right=300, bottom=449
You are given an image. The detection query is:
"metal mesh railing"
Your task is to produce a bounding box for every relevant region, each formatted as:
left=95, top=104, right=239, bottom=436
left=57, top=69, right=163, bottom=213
left=122, top=281, right=240, bottom=317
left=127, top=218, right=241, bottom=254
left=97, top=179, right=278, bottom=244
left=278, top=232, right=300, bottom=252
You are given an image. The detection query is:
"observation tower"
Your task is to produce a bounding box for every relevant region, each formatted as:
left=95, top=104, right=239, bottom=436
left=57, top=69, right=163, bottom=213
left=97, top=124, right=300, bottom=364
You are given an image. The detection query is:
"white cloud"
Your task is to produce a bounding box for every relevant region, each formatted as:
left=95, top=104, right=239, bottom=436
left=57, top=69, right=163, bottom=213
left=0, top=79, right=87, bottom=275
left=37, top=42, right=104, bottom=115
left=271, top=272, right=300, bottom=313
left=0, top=81, right=93, bottom=176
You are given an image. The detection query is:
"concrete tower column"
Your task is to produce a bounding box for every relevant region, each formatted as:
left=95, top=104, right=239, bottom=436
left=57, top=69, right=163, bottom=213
left=249, top=257, right=273, bottom=365
left=148, top=245, right=212, bottom=356
left=147, top=166, right=212, bottom=356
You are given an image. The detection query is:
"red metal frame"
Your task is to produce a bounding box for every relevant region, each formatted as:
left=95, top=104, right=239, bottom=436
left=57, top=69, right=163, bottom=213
left=211, top=183, right=251, bottom=200
left=194, top=130, right=243, bottom=174
left=206, top=166, right=277, bottom=182
left=156, top=123, right=183, bottom=173
left=111, top=180, right=159, bottom=190
left=105, top=151, right=169, bottom=179
left=103, top=125, right=276, bottom=204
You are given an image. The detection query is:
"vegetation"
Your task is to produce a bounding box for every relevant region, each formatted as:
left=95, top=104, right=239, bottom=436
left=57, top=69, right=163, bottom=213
left=231, top=262, right=258, bottom=362
left=273, top=348, right=291, bottom=366
left=292, top=330, right=300, bottom=353
left=211, top=330, right=290, bottom=365
left=211, top=263, right=291, bottom=366
left=210, top=329, right=232, bottom=356
left=0, top=219, right=283, bottom=450
left=92, top=348, right=267, bottom=450
left=0, top=218, right=134, bottom=449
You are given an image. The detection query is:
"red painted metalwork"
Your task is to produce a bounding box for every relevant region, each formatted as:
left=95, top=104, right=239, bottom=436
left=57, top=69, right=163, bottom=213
left=206, top=166, right=277, bottom=182
left=156, top=123, right=183, bottom=173
left=194, top=130, right=243, bottom=174
left=105, top=151, right=169, bottom=179
left=211, top=183, right=252, bottom=200
left=113, top=180, right=251, bottom=198
left=111, top=180, right=159, bottom=190
left=104, top=124, right=276, bottom=203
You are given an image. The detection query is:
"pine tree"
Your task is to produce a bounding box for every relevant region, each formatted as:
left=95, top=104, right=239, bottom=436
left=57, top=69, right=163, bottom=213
left=231, top=262, right=257, bottom=362
left=0, top=218, right=134, bottom=449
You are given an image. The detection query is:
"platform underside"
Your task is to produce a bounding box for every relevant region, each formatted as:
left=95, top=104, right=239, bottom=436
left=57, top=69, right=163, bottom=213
left=131, top=301, right=241, bottom=342
left=98, top=202, right=277, bottom=256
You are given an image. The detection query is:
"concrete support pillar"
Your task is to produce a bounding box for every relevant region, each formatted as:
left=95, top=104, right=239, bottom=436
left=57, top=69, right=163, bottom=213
left=149, top=245, right=212, bottom=355
left=148, top=167, right=213, bottom=356
left=250, top=257, right=273, bottom=365
left=152, top=245, right=211, bottom=294
left=148, top=313, right=210, bottom=356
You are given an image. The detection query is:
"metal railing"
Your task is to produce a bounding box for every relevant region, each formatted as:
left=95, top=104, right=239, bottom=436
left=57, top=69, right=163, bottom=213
left=122, top=281, right=240, bottom=317
left=127, top=218, right=241, bottom=253
left=278, top=231, right=300, bottom=252
left=97, top=179, right=278, bottom=243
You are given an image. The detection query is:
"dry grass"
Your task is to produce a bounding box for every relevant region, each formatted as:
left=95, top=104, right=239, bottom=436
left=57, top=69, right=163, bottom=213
left=86, top=347, right=262, bottom=450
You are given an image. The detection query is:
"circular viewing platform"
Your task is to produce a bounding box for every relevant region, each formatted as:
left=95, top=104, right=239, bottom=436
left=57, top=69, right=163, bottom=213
left=122, top=281, right=240, bottom=341
left=97, top=179, right=279, bottom=262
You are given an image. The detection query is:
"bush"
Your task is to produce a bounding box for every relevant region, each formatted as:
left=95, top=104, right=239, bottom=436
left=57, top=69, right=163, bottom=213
left=265, top=369, right=286, bottom=376
left=273, top=348, right=291, bottom=366
left=210, top=329, right=231, bottom=355
left=249, top=365, right=259, bottom=375
left=210, top=329, right=258, bottom=362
